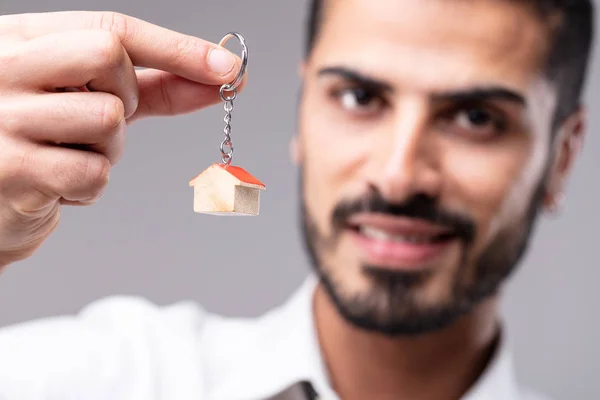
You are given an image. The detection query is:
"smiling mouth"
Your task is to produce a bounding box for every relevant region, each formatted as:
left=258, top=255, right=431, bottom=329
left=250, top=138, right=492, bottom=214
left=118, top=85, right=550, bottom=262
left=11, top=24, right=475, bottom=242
left=353, top=225, right=457, bottom=244
left=346, top=214, right=459, bottom=269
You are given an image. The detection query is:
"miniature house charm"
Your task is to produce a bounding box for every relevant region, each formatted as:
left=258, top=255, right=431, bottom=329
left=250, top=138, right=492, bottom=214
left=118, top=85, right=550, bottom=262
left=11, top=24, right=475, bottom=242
left=189, top=163, right=265, bottom=215
left=189, top=33, right=265, bottom=216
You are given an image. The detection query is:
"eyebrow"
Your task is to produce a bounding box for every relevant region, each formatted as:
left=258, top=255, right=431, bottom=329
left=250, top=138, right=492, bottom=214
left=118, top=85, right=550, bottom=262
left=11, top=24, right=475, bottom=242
left=432, top=87, right=526, bottom=106
left=318, top=66, right=393, bottom=92
left=317, top=66, right=527, bottom=107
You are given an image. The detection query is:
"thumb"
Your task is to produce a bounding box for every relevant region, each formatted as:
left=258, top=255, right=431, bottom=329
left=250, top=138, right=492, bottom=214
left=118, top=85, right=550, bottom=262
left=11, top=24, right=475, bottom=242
left=128, top=67, right=247, bottom=123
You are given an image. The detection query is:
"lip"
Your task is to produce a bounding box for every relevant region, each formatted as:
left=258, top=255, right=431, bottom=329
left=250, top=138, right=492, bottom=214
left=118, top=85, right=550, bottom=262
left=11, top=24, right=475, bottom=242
left=346, top=213, right=456, bottom=270
left=347, top=213, right=452, bottom=236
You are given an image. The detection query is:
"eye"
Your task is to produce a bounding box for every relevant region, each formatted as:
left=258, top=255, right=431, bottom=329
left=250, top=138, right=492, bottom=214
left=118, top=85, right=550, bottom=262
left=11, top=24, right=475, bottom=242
left=442, top=106, right=507, bottom=138
left=330, top=86, right=386, bottom=116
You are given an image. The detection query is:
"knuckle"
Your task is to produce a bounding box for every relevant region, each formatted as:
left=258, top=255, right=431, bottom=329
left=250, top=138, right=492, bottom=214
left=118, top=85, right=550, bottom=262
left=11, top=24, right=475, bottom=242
left=175, top=36, right=198, bottom=64
left=158, top=73, right=174, bottom=114
left=97, top=96, right=125, bottom=132
left=0, top=102, right=21, bottom=135
left=53, top=154, right=110, bottom=196
left=85, top=156, right=111, bottom=195
left=0, top=14, right=25, bottom=37
left=0, top=45, right=23, bottom=86
left=0, top=139, right=27, bottom=183
left=97, top=12, right=131, bottom=42
left=93, top=30, right=124, bottom=70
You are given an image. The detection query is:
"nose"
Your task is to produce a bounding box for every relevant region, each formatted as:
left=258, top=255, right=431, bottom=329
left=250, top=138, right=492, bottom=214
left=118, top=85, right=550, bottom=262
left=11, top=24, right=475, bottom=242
left=370, top=99, right=442, bottom=203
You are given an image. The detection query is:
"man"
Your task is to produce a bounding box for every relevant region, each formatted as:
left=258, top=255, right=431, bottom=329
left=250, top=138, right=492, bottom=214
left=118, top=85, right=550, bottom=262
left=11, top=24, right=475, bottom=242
left=0, top=0, right=594, bottom=399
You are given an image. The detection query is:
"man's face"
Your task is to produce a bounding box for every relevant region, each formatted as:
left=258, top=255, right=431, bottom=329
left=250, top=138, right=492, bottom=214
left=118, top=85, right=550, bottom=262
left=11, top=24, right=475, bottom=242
left=296, top=0, right=573, bottom=335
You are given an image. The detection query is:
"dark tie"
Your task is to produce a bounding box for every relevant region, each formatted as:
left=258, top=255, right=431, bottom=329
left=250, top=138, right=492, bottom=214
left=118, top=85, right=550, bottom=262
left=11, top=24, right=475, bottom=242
left=265, top=381, right=319, bottom=400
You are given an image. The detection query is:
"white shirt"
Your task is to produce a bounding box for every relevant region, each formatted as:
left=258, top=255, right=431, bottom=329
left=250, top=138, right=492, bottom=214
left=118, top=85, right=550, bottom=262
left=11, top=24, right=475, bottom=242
left=0, top=273, right=550, bottom=400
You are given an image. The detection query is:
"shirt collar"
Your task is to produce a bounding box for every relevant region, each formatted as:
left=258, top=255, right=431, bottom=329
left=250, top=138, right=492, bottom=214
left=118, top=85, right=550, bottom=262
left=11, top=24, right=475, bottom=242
left=202, top=273, right=334, bottom=400
left=461, top=330, right=521, bottom=400
left=202, top=273, right=521, bottom=400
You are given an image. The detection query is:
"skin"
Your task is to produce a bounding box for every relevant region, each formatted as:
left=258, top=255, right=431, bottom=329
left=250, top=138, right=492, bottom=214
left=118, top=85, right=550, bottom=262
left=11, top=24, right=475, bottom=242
left=0, top=11, right=245, bottom=268
left=293, top=0, right=585, bottom=399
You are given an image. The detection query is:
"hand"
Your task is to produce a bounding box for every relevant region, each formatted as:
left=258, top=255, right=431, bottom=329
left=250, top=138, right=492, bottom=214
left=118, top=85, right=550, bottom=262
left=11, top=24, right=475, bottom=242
left=0, top=11, right=245, bottom=268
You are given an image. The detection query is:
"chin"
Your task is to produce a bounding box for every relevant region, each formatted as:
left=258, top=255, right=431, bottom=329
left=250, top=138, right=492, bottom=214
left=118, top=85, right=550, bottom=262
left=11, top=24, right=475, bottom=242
left=316, top=264, right=480, bottom=337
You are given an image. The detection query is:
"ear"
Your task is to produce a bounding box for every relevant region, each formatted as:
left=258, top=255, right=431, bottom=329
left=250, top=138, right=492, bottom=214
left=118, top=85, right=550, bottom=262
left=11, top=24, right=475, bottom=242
left=543, top=106, right=586, bottom=213
left=290, top=61, right=308, bottom=166
left=298, top=61, right=307, bottom=79
left=290, top=134, right=304, bottom=165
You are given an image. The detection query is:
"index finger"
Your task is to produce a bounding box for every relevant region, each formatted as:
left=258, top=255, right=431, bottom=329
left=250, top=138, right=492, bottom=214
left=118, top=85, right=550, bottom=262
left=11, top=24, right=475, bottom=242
left=2, top=11, right=243, bottom=86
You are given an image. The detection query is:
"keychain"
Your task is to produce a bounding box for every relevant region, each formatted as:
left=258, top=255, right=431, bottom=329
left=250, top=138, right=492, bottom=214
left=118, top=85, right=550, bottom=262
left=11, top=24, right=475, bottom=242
left=189, top=32, right=265, bottom=216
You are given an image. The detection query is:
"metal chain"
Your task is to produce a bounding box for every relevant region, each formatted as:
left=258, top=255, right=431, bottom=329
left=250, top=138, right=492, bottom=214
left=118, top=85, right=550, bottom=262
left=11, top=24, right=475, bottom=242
left=219, top=86, right=236, bottom=164
left=215, top=32, right=247, bottom=166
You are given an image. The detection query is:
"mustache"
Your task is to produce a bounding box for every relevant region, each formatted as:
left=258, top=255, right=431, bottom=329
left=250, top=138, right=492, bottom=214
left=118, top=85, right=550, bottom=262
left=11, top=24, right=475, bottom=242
left=331, top=189, right=476, bottom=243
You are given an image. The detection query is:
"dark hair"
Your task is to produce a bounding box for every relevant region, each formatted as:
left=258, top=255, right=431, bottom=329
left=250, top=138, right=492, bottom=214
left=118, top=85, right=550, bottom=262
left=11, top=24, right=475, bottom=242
left=305, top=0, right=595, bottom=129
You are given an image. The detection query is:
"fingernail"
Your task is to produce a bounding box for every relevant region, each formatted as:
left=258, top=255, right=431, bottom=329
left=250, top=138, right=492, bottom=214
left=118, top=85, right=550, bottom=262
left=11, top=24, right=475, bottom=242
left=207, top=48, right=236, bottom=76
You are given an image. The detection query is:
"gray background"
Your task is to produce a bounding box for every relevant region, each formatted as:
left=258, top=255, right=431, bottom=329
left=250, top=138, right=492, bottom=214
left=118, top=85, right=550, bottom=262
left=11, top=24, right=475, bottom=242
left=0, top=0, right=598, bottom=399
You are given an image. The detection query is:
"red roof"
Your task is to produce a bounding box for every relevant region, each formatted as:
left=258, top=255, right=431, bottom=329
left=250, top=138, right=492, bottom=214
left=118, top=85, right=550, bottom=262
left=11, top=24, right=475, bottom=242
left=189, top=163, right=266, bottom=187
left=215, top=163, right=265, bottom=187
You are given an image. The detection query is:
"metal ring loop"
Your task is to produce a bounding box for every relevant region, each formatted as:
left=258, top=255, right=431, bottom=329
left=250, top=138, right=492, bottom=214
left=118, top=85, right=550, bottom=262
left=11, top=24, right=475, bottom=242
left=220, top=140, right=234, bottom=154
left=221, top=152, right=233, bottom=164
left=220, top=85, right=237, bottom=102
left=218, top=32, right=248, bottom=92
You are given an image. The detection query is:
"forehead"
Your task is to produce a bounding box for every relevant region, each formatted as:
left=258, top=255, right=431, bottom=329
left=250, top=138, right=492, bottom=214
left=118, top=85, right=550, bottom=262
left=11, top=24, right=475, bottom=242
left=311, top=0, right=551, bottom=92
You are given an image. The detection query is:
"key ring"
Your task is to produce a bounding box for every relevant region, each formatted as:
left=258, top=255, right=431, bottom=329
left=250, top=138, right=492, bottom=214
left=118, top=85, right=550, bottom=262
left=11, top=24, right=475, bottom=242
left=219, top=32, right=248, bottom=99
left=217, top=32, right=248, bottom=164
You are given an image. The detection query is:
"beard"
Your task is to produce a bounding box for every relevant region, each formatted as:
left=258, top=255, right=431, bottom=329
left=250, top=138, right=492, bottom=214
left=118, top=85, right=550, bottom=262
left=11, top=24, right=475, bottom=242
left=299, top=174, right=547, bottom=337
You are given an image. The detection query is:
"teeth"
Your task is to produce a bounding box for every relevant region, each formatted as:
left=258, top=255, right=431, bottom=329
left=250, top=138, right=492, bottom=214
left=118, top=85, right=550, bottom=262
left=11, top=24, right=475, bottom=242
left=359, top=226, right=434, bottom=244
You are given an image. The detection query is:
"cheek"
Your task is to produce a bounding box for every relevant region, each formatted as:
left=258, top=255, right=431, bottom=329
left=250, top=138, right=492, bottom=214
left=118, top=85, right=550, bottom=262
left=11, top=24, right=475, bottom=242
left=490, top=135, right=550, bottom=234
left=444, top=135, right=547, bottom=247
left=300, top=96, right=374, bottom=227
left=452, top=146, right=527, bottom=214
left=303, top=98, right=372, bottom=170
